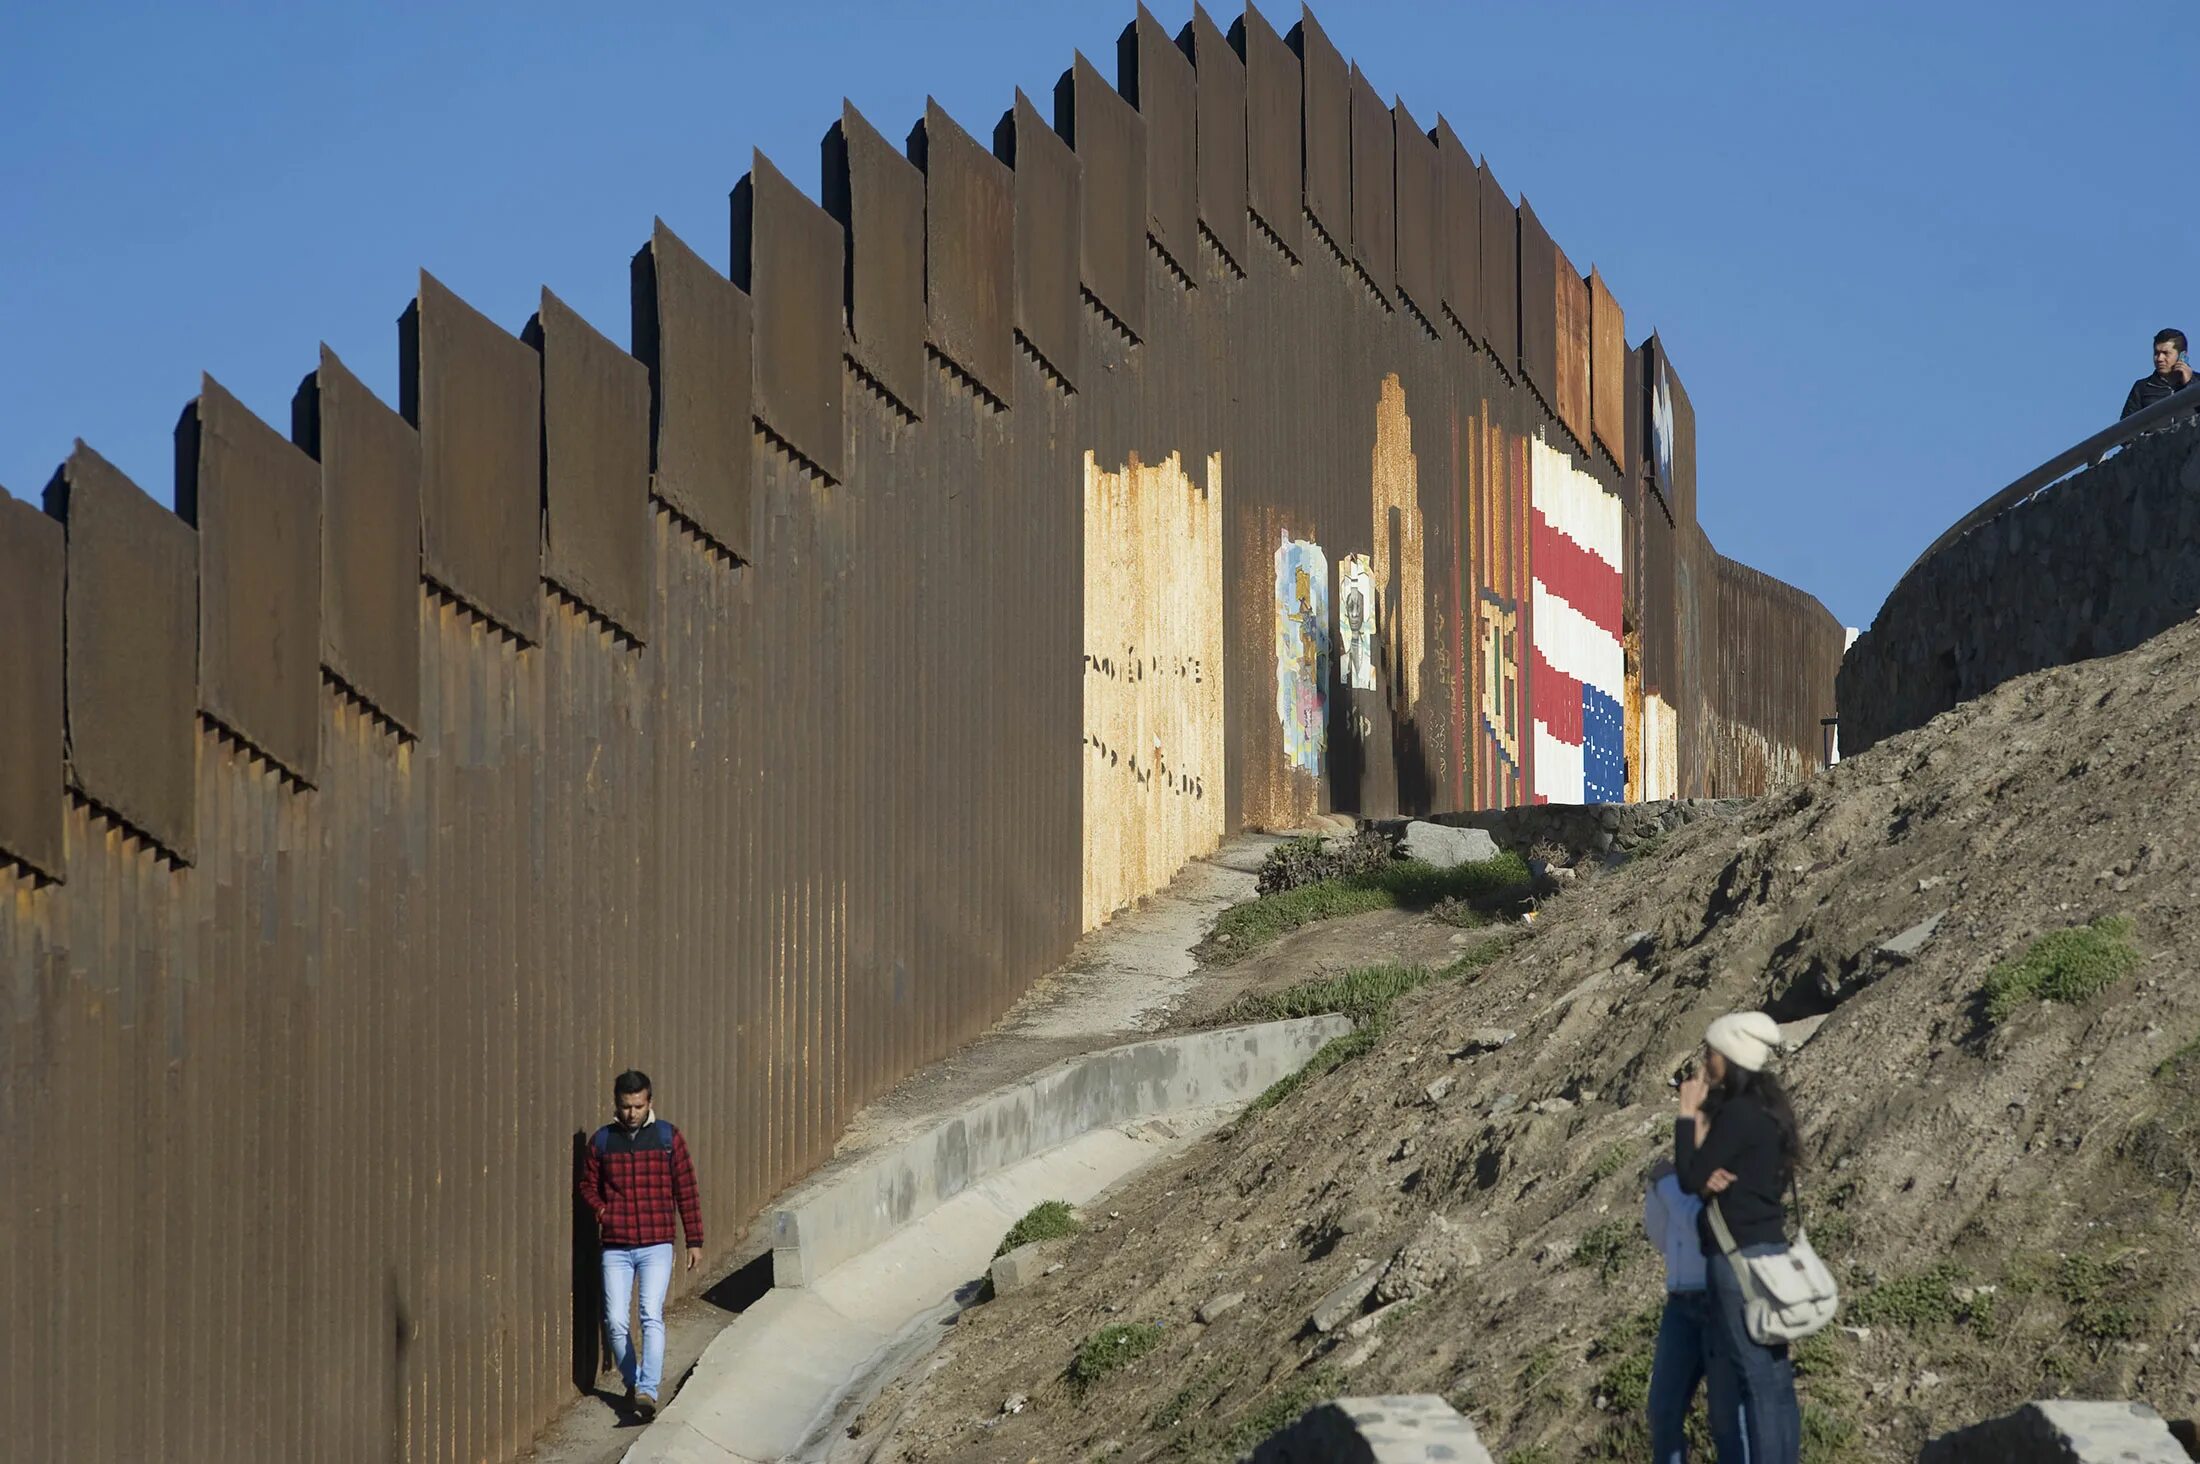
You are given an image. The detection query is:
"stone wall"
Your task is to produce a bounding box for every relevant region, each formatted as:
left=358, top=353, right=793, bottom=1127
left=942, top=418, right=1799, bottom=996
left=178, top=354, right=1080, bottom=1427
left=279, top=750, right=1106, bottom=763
left=1839, top=421, right=2200, bottom=755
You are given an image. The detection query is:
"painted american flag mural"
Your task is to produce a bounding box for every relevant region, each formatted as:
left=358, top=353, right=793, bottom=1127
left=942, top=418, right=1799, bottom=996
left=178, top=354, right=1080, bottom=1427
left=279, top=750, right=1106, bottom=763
left=1528, top=436, right=1627, bottom=804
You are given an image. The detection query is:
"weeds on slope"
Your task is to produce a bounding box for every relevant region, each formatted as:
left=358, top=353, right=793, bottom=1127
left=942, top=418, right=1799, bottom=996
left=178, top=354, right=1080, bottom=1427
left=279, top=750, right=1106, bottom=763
left=1225, top=939, right=1517, bottom=1118
left=1982, top=915, right=2141, bottom=1022
left=1203, top=852, right=1531, bottom=964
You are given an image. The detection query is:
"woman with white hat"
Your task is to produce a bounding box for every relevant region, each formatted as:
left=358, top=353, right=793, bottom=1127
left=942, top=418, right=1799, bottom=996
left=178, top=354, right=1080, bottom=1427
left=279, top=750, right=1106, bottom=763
left=1676, top=1010, right=1804, bottom=1463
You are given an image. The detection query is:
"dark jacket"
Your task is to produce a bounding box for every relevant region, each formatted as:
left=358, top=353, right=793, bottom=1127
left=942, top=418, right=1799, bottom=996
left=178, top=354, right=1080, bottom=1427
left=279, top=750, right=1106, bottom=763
left=579, top=1115, right=704, bottom=1250
left=1675, top=1090, right=1791, bottom=1253
left=2121, top=370, right=2200, bottom=420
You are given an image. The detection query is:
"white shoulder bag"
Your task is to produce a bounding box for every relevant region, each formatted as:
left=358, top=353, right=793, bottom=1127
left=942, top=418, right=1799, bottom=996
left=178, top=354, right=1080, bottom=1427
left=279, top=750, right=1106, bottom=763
left=1707, top=1179, right=1839, bottom=1345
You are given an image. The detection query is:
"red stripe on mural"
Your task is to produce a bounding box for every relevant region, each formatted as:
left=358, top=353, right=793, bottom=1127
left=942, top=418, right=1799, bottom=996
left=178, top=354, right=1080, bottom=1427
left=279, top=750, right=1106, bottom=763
left=1531, top=646, right=1583, bottom=743
left=1529, top=507, right=1623, bottom=638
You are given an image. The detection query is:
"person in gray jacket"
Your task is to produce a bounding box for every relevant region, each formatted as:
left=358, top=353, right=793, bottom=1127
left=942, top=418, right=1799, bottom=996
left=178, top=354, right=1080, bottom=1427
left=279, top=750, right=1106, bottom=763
left=1644, top=1155, right=1745, bottom=1460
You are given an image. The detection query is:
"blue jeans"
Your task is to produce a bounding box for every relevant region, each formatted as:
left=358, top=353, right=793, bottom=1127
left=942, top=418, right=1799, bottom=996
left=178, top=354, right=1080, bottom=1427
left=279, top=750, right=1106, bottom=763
left=1707, top=1250, right=1801, bottom=1464
left=1650, top=1288, right=1746, bottom=1463
left=602, top=1243, right=675, bottom=1399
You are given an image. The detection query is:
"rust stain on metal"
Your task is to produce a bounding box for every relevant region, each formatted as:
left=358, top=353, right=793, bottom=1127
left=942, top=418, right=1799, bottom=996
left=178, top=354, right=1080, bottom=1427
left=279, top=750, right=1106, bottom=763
left=1081, top=450, right=1226, bottom=930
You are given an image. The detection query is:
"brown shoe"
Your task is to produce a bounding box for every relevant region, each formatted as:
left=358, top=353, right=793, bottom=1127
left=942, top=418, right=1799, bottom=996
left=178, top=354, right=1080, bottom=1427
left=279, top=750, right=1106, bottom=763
left=635, top=1393, right=658, bottom=1422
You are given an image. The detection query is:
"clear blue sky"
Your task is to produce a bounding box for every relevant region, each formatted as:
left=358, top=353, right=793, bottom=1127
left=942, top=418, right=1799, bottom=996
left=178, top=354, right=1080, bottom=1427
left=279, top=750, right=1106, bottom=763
left=3, top=2, right=2191, bottom=631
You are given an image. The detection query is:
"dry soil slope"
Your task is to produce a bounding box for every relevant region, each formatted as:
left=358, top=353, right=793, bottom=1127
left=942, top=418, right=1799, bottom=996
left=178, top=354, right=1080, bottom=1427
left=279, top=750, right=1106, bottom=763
left=854, top=617, right=2200, bottom=1464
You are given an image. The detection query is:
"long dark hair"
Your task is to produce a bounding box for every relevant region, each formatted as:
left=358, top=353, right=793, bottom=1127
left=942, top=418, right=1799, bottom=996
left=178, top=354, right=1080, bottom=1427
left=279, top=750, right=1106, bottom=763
left=1705, top=1065, right=1803, bottom=1182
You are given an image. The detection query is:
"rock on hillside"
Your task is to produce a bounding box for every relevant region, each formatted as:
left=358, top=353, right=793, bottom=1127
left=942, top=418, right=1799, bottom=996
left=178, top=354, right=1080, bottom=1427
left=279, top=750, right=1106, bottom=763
left=847, top=618, right=2200, bottom=1464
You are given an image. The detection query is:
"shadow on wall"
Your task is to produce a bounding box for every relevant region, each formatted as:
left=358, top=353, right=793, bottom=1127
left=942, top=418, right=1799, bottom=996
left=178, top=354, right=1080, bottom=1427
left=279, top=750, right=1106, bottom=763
left=1838, top=424, right=2200, bottom=755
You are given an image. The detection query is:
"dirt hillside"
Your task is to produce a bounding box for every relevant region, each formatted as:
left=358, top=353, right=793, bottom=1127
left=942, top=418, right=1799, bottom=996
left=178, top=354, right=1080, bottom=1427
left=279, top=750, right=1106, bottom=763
left=843, top=615, right=2200, bottom=1463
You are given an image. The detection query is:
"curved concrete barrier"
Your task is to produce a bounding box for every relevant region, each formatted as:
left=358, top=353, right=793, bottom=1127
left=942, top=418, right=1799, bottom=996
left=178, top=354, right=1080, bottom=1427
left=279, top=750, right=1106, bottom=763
left=769, top=1014, right=1352, bottom=1286
left=628, top=1014, right=1352, bottom=1464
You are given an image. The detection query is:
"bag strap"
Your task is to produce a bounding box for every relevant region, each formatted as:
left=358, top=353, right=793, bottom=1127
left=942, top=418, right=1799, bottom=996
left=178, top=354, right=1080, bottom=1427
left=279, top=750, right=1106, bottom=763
left=1705, top=1196, right=1742, bottom=1259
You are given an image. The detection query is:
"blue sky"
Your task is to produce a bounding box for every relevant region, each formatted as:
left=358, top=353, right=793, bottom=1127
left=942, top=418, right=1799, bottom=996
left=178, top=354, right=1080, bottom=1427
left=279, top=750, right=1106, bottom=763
left=3, top=2, right=2191, bottom=630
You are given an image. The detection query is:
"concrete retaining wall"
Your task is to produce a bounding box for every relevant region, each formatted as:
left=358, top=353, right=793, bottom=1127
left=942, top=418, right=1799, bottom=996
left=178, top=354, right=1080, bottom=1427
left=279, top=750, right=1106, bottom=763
left=1839, top=421, right=2200, bottom=755
left=769, top=1014, right=1353, bottom=1285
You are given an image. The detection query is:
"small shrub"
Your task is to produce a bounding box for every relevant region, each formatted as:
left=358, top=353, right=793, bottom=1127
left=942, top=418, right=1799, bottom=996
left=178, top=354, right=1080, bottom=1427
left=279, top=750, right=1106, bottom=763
left=1589, top=1141, right=1635, bottom=1183
left=1504, top=1449, right=1558, bottom=1464
left=1846, top=1262, right=1969, bottom=1330
left=1573, top=1220, right=1644, bottom=1285
left=2057, top=1253, right=2148, bottom=1345
left=1597, top=1349, right=1653, bottom=1414
left=995, top=1199, right=1080, bottom=1258
left=1068, top=1322, right=1162, bottom=1390
left=1255, top=830, right=1398, bottom=895
left=1982, top=916, right=2141, bottom=1022
left=1801, top=1404, right=1864, bottom=1462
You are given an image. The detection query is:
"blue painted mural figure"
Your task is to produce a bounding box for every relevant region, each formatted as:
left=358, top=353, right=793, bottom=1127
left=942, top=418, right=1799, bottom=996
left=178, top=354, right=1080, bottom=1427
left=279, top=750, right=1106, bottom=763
left=1274, top=534, right=1331, bottom=775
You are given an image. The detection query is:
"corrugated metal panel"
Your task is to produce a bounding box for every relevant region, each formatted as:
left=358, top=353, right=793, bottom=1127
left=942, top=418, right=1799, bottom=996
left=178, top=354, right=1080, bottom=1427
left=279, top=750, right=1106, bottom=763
left=0, top=493, right=67, bottom=880
left=915, top=101, right=1016, bottom=406
left=1236, top=2, right=1301, bottom=259
left=534, top=289, right=653, bottom=642
left=1292, top=7, right=1350, bottom=256
left=1553, top=245, right=1591, bottom=453
left=631, top=220, right=755, bottom=558
left=181, top=376, right=323, bottom=784
left=1004, top=89, right=1082, bottom=389
left=1348, top=65, right=1396, bottom=305
left=1433, top=117, right=1478, bottom=343
left=1119, top=4, right=1197, bottom=280
left=1060, top=53, right=1148, bottom=341
left=1391, top=99, right=1439, bottom=327
left=1186, top=4, right=1248, bottom=270
left=1590, top=270, right=1626, bottom=468
left=297, top=345, right=423, bottom=734
left=1515, top=196, right=1558, bottom=409
left=734, top=152, right=845, bottom=483
left=824, top=103, right=928, bottom=419
left=402, top=271, right=543, bottom=643
left=1478, top=160, right=1518, bottom=376
left=47, top=444, right=199, bottom=861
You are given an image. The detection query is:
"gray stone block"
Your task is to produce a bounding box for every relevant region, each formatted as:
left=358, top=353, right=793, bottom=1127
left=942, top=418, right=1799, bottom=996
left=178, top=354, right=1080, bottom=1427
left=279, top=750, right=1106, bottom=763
left=988, top=1240, right=1056, bottom=1295
left=1250, top=1394, right=1494, bottom=1463
left=1309, top=1260, right=1386, bottom=1333
left=1918, top=1399, right=2189, bottom=1463
left=1400, top=821, right=1501, bottom=868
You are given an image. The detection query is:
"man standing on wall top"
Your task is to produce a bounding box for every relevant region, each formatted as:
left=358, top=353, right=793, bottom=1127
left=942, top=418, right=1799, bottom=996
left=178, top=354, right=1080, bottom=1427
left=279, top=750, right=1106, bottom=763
left=2120, top=328, right=2199, bottom=419
left=578, top=1069, right=704, bottom=1421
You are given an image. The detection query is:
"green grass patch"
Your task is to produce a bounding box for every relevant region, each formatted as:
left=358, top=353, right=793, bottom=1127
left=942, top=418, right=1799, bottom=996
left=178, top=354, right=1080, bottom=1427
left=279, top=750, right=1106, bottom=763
left=1982, top=916, right=2141, bottom=1023
left=1802, top=1405, right=1865, bottom=1462
left=1205, top=853, right=1531, bottom=963
left=1067, top=1322, right=1163, bottom=1391
left=995, top=1199, right=1080, bottom=1258
left=1589, top=1140, right=1636, bottom=1182
left=2056, top=1253, right=2149, bottom=1345
left=1222, top=961, right=1438, bottom=1026
left=1846, top=1261, right=1969, bottom=1330
left=1573, top=1220, right=1645, bottom=1286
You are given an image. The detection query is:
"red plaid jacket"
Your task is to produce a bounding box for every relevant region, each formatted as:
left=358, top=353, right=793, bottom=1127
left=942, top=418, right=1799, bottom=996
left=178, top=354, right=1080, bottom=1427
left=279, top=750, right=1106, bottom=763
left=579, top=1116, right=704, bottom=1250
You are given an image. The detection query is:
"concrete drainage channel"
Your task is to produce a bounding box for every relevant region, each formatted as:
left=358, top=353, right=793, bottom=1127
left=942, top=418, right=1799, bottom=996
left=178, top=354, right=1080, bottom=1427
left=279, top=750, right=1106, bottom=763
left=620, top=1013, right=1350, bottom=1464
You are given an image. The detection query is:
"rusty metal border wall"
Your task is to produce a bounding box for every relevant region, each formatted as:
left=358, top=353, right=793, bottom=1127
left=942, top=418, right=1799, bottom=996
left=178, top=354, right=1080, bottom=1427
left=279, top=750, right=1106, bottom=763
left=0, top=7, right=1844, bottom=1459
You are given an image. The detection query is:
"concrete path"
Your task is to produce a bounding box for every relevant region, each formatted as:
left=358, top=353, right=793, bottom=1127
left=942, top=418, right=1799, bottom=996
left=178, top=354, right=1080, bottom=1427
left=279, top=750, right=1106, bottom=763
left=623, top=1112, right=1225, bottom=1464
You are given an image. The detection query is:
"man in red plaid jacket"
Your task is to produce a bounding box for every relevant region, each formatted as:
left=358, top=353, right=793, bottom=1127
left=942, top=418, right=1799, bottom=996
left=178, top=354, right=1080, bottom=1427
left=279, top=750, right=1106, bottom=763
left=578, top=1069, right=704, bottom=1420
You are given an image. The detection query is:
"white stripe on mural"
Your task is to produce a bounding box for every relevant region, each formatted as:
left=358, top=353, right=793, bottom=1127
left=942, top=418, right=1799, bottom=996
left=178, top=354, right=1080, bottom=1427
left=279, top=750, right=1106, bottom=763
left=1529, top=437, right=1623, bottom=570
left=1531, top=580, right=1625, bottom=692
left=1533, top=720, right=1586, bottom=805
